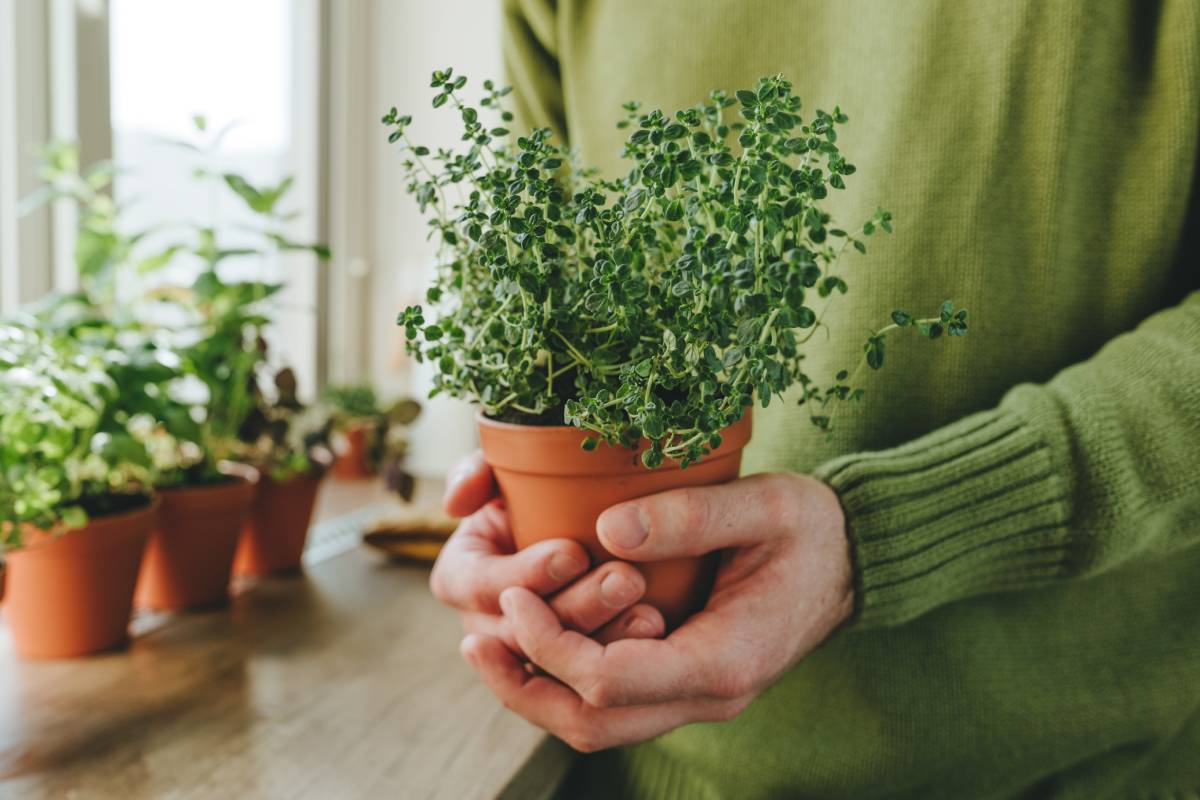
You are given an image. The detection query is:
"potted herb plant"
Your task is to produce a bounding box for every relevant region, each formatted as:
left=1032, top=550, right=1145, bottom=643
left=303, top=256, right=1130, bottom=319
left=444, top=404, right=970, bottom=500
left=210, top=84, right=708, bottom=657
left=131, top=283, right=262, bottom=611
left=323, top=384, right=421, bottom=480
left=0, top=324, right=160, bottom=658
left=323, top=384, right=380, bottom=479
left=231, top=364, right=335, bottom=577
left=125, top=120, right=331, bottom=609
left=16, top=138, right=256, bottom=613
left=387, top=72, right=968, bottom=625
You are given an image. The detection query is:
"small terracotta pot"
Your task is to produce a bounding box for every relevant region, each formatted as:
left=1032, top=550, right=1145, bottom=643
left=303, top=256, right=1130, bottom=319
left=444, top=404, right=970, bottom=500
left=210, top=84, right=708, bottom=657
left=2, top=499, right=158, bottom=658
left=232, top=472, right=323, bottom=577
left=477, top=412, right=753, bottom=628
left=331, top=425, right=373, bottom=479
left=134, top=474, right=257, bottom=610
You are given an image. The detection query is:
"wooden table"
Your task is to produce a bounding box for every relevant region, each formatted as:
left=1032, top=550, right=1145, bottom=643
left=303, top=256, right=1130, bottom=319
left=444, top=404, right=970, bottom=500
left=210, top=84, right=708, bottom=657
left=0, top=480, right=572, bottom=800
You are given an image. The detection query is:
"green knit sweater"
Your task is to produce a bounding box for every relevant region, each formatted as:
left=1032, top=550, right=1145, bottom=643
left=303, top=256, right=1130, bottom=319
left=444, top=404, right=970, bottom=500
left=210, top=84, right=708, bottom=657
left=501, top=1, right=1200, bottom=797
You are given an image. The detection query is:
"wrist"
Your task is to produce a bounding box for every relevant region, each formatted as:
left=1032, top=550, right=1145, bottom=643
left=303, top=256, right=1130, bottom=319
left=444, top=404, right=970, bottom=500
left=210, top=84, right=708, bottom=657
left=778, top=472, right=855, bottom=628
left=811, top=478, right=856, bottom=627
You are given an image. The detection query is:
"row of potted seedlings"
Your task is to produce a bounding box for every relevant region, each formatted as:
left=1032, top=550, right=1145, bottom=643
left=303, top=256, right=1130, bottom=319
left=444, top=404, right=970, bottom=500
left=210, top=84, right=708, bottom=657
left=1, top=136, right=415, bottom=659
left=0, top=319, right=332, bottom=659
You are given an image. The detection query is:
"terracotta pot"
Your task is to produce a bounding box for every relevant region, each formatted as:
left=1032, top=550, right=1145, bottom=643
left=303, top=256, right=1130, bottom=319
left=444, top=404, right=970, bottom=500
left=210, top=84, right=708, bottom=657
left=2, top=499, right=158, bottom=658
left=232, top=472, right=323, bottom=577
left=477, top=412, right=753, bottom=628
left=134, top=474, right=257, bottom=610
left=331, top=425, right=373, bottom=479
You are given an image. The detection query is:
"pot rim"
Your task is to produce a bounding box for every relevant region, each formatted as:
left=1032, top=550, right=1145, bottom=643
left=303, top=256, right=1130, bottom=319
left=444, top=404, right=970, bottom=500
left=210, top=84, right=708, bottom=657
left=156, top=462, right=261, bottom=495
left=258, top=469, right=326, bottom=488
left=475, top=408, right=752, bottom=435
left=7, top=494, right=162, bottom=556
left=476, top=408, right=753, bottom=476
left=476, top=410, right=577, bottom=433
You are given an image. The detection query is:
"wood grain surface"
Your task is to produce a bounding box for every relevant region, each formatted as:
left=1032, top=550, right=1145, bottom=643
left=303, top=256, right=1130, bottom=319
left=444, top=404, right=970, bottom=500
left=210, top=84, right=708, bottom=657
left=0, top=480, right=572, bottom=800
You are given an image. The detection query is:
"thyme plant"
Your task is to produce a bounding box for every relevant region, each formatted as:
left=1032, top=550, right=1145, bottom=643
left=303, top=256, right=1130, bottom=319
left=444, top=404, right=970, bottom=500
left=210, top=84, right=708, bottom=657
left=388, top=71, right=967, bottom=468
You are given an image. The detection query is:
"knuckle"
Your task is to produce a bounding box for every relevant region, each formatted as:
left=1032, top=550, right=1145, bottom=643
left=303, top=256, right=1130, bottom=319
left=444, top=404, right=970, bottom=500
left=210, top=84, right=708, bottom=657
left=572, top=736, right=602, bottom=754
left=554, top=603, right=585, bottom=633
left=709, top=658, right=756, bottom=701
left=521, top=634, right=546, bottom=663
left=581, top=676, right=615, bottom=709
left=464, top=577, right=493, bottom=611
left=711, top=674, right=747, bottom=701
left=648, top=488, right=710, bottom=542
left=679, top=487, right=713, bottom=534
left=761, top=473, right=802, bottom=531
left=605, top=560, right=645, bottom=593
left=562, top=725, right=603, bottom=754
left=713, top=697, right=752, bottom=722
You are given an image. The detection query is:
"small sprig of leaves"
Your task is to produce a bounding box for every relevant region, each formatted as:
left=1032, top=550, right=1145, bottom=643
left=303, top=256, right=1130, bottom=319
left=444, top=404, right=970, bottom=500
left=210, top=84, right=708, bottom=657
left=806, top=300, right=968, bottom=431
left=387, top=71, right=967, bottom=468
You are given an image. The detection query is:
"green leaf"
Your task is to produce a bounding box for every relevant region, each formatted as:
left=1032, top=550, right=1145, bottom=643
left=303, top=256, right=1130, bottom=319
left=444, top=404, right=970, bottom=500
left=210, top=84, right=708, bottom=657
left=641, top=447, right=664, bottom=469
left=866, top=338, right=885, bottom=369
left=60, top=506, right=88, bottom=529
left=223, top=174, right=265, bottom=212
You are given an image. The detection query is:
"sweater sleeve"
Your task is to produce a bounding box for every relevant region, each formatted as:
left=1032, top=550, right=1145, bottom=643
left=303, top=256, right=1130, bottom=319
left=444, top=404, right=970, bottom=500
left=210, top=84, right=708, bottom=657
left=501, top=0, right=568, bottom=143
left=815, top=289, right=1200, bottom=628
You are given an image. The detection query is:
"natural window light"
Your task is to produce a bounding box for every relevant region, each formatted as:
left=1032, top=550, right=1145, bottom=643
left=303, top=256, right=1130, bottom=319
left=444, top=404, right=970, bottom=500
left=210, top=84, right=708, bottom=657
left=109, top=0, right=320, bottom=394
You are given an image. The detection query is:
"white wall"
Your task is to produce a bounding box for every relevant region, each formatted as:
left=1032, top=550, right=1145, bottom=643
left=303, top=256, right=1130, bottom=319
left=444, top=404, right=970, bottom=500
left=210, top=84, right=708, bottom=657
left=360, top=0, right=503, bottom=476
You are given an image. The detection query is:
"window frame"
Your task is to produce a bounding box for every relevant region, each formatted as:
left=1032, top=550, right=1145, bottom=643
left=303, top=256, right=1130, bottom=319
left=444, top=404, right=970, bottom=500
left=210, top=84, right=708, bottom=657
left=1, top=0, right=361, bottom=393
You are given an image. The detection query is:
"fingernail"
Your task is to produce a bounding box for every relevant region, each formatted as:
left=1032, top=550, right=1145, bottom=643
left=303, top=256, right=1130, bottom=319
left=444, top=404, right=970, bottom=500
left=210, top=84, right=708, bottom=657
left=603, top=506, right=649, bottom=550
left=445, top=458, right=474, bottom=495
left=626, top=617, right=657, bottom=638
left=548, top=551, right=586, bottom=581
left=600, top=571, right=640, bottom=607
left=460, top=636, right=477, bottom=664
left=498, top=589, right=513, bottom=615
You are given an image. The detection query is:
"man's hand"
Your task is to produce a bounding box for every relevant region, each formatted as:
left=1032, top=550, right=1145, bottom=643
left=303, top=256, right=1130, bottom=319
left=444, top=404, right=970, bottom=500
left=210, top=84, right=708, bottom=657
left=431, top=453, right=667, bottom=655
left=460, top=472, right=854, bottom=752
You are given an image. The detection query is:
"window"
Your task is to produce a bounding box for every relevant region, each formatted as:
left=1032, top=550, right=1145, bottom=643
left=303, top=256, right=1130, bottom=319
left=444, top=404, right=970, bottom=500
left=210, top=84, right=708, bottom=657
left=108, top=0, right=323, bottom=394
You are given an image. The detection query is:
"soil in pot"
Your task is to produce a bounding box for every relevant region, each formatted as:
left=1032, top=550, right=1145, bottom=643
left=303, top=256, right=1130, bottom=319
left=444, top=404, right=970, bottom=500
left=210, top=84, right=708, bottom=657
left=134, top=473, right=257, bottom=610
left=2, top=497, right=158, bottom=659
left=232, top=471, right=323, bottom=577
left=477, top=412, right=753, bottom=629
left=331, top=425, right=373, bottom=479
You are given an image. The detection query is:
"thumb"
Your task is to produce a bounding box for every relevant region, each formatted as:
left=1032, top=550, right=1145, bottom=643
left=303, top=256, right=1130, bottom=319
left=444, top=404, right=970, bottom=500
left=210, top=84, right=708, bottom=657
left=443, top=451, right=497, bottom=517
left=596, top=473, right=799, bottom=561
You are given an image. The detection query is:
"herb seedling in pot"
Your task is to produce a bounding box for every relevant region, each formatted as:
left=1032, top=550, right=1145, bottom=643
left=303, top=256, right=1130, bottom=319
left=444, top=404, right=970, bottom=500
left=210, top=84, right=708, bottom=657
left=384, top=71, right=967, bottom=625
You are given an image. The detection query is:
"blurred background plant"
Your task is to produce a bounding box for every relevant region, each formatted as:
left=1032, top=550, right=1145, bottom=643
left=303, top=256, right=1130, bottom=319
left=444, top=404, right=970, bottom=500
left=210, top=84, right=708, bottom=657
left=323, top=383, right=420, bottom=497
left=0, top=323, right=163, bottom=547
left=17, top=126, right=341, bottom=490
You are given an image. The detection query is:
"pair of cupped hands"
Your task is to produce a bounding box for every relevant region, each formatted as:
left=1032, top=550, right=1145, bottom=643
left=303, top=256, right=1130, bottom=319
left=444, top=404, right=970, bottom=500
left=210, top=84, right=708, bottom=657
left=431, top=452, right=855, bottom=752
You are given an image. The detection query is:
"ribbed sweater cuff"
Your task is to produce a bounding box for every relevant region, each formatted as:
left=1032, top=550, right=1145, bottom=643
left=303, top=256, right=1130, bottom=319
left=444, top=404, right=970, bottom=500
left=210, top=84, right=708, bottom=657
left=814, top=406, right=1073, bottom=628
